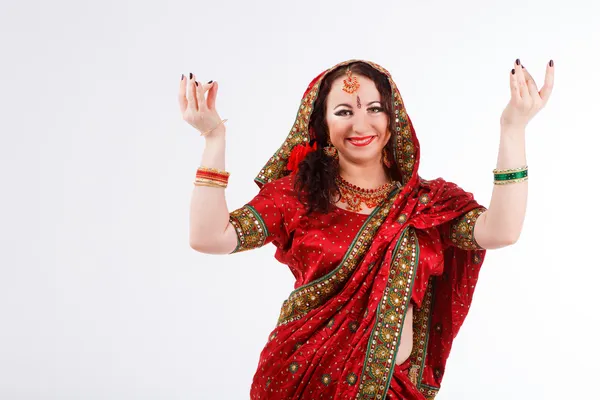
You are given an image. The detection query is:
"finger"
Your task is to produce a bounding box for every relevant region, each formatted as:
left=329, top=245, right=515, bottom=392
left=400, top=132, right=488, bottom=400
left=514, top=60, right=529, bottom=100
left=178, top=74, right=188, bottom=114
left=538, top=60, right=555, bottom=104
left=521, top=67, right=540, bottom=100
left=205, top=81, right=218, bottom=110
left=196, top=80, right=207, bottom=108
left=509, top=68, right=519, bottom=100
left=186, top=73, right=198, bottom=111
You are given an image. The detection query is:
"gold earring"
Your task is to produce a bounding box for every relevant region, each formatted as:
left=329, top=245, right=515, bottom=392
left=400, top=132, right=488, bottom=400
left=323, top=141, right=338, bottom=159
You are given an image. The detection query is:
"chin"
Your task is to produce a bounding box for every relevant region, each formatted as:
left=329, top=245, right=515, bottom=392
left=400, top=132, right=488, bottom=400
left=340, top=147, right=383, bottom=165
left=339, top=137, right=384, bottom=161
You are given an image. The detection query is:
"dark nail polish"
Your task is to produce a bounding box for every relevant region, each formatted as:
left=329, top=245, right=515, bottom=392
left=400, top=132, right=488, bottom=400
left=208, top=80, right=213, bottom=84
left=516, top=59, right=520, bottom=66
left=195, top=81, right=198, bottom=87
left=181, top=74, right=184, bottom=80
left=511, top=69, right=515, bottom=75
left=189, top=73, right=193, bottom=79
left=549, top=60, right=554, bottom=67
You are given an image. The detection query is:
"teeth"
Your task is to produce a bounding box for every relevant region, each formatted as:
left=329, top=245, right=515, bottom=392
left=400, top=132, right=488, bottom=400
left=349, top=137, right=373, bottom=144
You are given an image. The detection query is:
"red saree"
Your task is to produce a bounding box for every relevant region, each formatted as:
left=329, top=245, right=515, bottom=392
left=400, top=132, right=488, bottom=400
left=228, top=60, right=488, bottom=399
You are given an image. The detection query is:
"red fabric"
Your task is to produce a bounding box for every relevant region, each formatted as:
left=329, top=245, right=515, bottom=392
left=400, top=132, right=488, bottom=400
left=241, top=174, right=486, bottom=399
left=387, top=359, right=427, bottom=400
left=237, top=60, right=488, bottom=399
left=245, top=175, right=453, bottom=299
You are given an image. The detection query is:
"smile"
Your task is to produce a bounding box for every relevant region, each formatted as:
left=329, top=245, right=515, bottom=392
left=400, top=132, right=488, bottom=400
left=346, top=136, right=376, bottom=147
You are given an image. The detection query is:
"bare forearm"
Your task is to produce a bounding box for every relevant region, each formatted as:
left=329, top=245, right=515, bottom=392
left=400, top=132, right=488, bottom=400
left=484, top=126, right=528, bottom=243
left=189, top=130, right=232, bottom=247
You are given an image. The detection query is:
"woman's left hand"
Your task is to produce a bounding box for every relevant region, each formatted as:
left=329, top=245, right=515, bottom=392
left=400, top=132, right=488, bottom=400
left=500, top=59, right=555, bottom=130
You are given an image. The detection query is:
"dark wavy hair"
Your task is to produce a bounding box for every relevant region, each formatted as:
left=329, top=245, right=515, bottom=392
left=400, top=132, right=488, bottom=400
left=293, top=61, right=402, bottom=215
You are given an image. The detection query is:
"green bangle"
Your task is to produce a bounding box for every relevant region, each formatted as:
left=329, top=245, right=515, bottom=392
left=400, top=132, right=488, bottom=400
left=494, top=166, right=528, bottom=185
left=494, top=169, right=528, bottom=181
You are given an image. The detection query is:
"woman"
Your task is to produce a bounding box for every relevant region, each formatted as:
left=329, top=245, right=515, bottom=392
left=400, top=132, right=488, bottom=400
left=180, top=59, right=554, bottom=399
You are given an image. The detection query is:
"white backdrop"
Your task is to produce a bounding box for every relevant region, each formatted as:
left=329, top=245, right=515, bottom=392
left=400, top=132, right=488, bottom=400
left=1, top=0, right=598, bottom=399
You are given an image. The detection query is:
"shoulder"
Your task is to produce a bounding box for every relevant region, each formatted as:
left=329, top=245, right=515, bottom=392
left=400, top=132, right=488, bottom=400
left=417, top=176, right=475, bottom=202
left=257, top=174, right=297, bottom=197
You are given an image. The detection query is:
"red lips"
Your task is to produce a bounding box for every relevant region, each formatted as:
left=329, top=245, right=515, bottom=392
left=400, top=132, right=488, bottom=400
left=347, top=136, right=376, bottom=147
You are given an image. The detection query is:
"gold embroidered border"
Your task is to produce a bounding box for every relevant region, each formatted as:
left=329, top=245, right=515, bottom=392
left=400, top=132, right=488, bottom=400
left=356, top=227, right=418, bottom=399
left=276, top=186, right=401, bottom=327
left=449, top=206, right=487, bottom=250
left=409, top=279, right=438, bottom=399
left=420, top=384, right=440, bottom=400
left=228, top=205, right=268, bottom=253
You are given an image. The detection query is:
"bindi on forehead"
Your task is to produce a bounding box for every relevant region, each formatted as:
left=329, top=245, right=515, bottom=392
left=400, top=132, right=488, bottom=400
left=357, top=96, right=361, bottom=109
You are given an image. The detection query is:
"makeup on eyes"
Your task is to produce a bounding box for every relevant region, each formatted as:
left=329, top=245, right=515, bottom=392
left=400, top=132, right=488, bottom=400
left=334, top=101, right=382, bottom=110
left=334, top=107, right=384, bottom=116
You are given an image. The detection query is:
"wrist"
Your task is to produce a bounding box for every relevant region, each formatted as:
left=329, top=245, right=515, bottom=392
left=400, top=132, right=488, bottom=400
left=500, top=124, right=526, bottom=138
left=204, top=126, right=226, bottom=143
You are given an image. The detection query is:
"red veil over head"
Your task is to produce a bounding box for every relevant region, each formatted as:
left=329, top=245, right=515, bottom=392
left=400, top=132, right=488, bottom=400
left=250, top=60, right=487, bottom=399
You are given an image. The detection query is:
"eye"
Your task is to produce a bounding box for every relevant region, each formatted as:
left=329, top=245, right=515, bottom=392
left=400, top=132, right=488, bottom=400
left=368, top=107, right=384, bottom=113
left=334, top=109, right=352, bottom=117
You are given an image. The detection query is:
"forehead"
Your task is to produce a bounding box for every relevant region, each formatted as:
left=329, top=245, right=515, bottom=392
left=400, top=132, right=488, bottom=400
left=326, top=75, right=380, bottom=104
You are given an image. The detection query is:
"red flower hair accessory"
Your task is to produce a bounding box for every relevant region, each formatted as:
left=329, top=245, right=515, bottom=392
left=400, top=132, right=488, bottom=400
left=286, top=141, right=317, bottom=173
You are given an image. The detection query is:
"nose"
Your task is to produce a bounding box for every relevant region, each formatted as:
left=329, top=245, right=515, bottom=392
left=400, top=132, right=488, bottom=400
left=352, top=109, right=372, bottom=135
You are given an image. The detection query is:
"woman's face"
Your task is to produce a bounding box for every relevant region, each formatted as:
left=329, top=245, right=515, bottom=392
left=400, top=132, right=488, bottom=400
left=325, top=75, right=391, bottom=167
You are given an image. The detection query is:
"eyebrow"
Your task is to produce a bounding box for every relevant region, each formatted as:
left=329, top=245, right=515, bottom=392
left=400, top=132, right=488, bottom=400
left=334, top=101, right=381, bottom=110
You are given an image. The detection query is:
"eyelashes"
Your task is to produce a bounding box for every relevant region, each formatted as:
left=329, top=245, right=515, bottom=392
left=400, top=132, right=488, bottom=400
left=334, top=107, right=384, bottom=117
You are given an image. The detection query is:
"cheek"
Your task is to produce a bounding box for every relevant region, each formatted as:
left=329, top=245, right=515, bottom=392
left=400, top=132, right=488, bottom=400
left=326, top=119, right=351, bottom=144
left=379, top=119, right=391, bottom=143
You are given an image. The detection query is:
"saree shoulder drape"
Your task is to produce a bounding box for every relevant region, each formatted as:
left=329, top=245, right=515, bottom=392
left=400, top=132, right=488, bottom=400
left=227, top=59, right=488, bottom=399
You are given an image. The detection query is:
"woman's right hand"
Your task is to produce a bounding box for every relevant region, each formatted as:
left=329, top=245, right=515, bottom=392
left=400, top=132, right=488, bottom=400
left=178, top=73, right=223, bottom=138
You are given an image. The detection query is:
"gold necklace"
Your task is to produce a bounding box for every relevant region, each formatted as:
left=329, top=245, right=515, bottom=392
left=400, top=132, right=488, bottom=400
left=335, top=175, right=397, bottom=212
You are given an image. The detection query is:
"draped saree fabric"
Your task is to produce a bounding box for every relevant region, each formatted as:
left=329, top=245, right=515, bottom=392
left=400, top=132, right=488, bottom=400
left=228, top=59, right=488, bottom=399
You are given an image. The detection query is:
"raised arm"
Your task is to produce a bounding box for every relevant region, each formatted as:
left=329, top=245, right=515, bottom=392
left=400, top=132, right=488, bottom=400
left=474, top=59, right=554, bottom=249
left=179, top=73, right=238, bottom=254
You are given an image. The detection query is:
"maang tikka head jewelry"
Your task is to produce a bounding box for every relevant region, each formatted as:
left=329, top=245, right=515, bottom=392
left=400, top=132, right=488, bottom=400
left=342, top=68, right=360, bottom=94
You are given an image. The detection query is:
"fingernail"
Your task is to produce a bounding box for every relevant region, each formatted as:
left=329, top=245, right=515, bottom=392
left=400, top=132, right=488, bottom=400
left=511, top=69, right=515, bottom=75
left=516, top=58, right=520, bottom=65
left=208, top=80, right=213, bottom=84
left=549, top=60, right=554, bottom=67
left=195, top=81, right=198, bottom=87
left=189, top=73, right=193, bottom=79
left=181, top=74, right=184, bottom=80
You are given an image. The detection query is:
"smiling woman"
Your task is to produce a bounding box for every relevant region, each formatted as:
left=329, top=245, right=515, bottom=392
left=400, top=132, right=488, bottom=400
left=293, top=62, right=402, bottom=215
left=183, top=58, right=554, bottom=399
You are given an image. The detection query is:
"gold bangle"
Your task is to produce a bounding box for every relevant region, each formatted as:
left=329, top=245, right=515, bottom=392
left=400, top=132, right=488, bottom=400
left=493, top=165, right=528, bottom=174
left=200, top=119, right=228, bottom=137
left=493, top=177, right=529, bottom=185
left=194, top=177, right=227, bottom=186
left=194, top=180, right=227, bottom=188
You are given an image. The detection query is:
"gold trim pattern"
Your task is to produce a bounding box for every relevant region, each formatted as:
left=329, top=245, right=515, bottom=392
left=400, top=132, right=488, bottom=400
left=228, top=205, right=268, bottom=253
left=449, top=207, right=487, bottom=250
left=356, top=227, right=418, bottom=399
left=420, top=384, right=440, bottom=399
left=409, top=280, right=433, bottom=387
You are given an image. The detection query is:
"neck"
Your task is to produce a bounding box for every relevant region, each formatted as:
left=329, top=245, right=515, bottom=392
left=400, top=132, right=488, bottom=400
left=338, top=157, right=390, bottom=189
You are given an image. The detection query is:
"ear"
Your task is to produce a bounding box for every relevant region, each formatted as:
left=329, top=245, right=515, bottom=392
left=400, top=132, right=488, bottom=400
left=384, top=129, right=392, bottom=144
